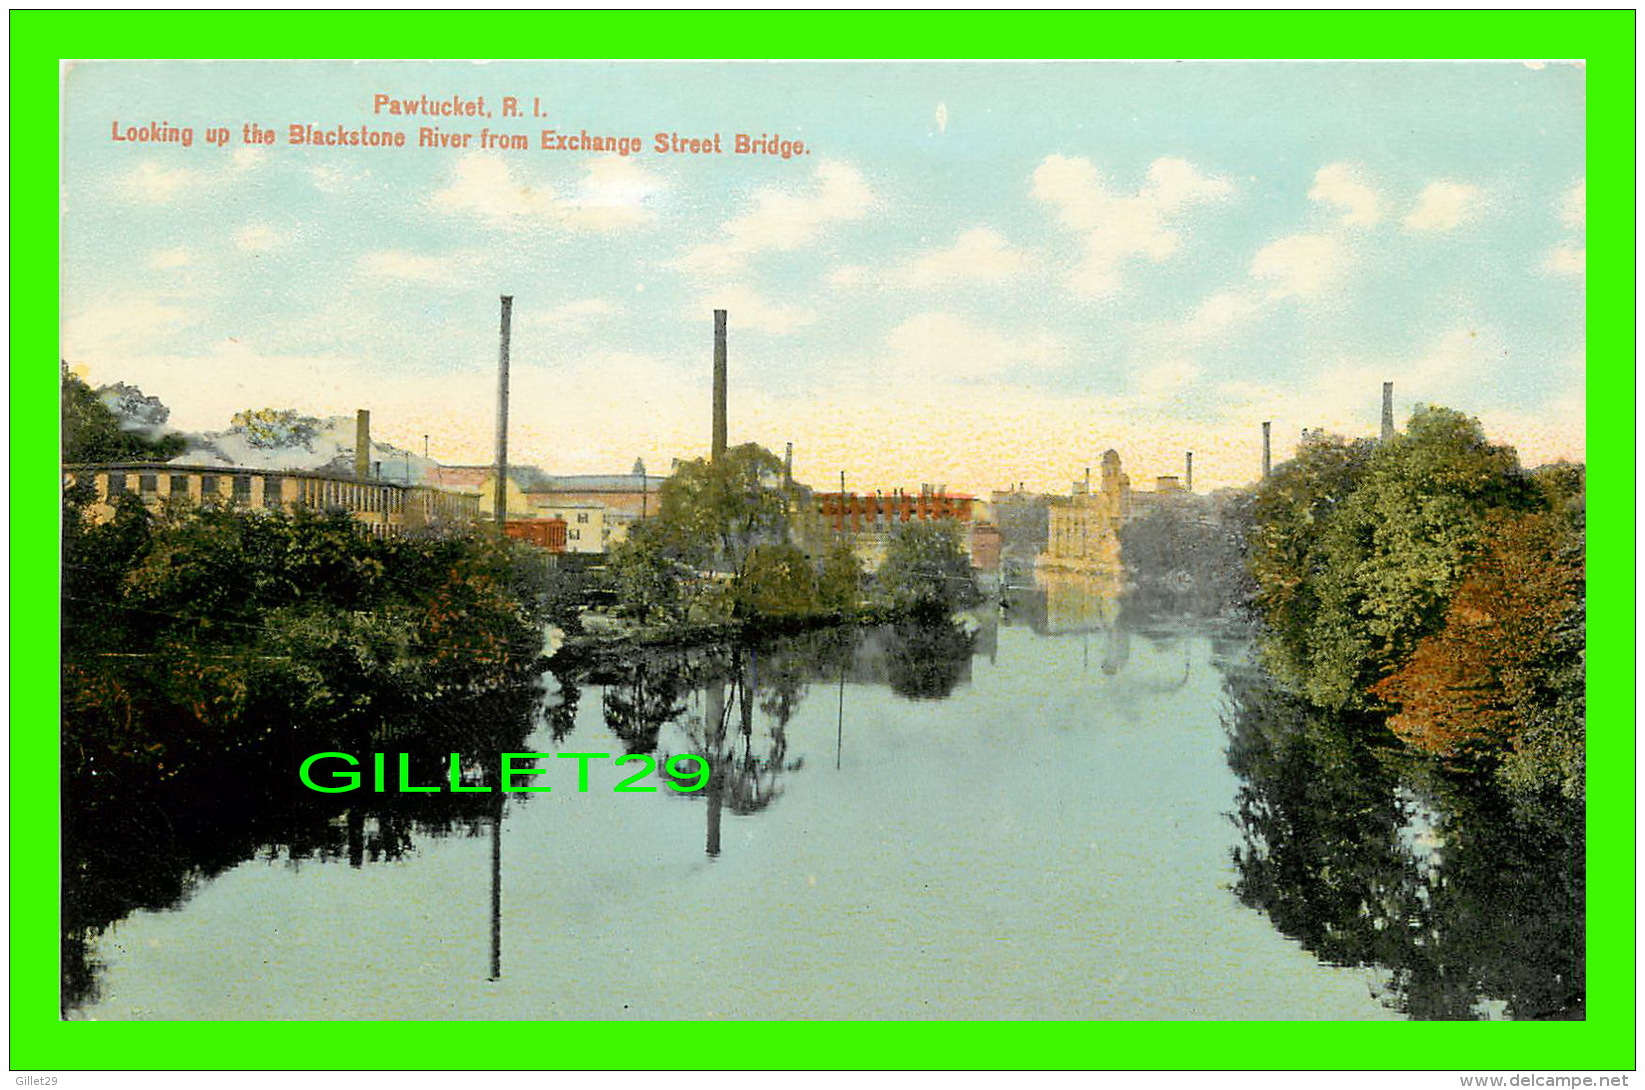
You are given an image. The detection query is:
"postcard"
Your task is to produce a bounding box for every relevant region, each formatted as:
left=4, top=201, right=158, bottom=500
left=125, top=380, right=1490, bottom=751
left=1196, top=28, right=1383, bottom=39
left=42, top=34, right=1615, bottom=1072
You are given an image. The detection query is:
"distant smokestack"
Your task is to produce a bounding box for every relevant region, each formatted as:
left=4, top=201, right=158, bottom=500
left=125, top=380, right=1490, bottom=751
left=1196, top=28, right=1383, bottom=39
left=1185, top=452, right=1193, bottom=493
left=355, top=410, right=370, bottom=479
left=1262, top=422, right=1272, bottom=480
left=494, top=296, right=512, bottom=536
left=783, top=442, right=793, bottom=488
left=1381, top=381, right=1395, bottom=443
left=712, top=309, right=728, bottom=462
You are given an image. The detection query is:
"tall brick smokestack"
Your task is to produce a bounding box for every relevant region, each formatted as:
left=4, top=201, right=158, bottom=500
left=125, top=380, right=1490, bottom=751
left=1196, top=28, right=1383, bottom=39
left=494, top=295, right=512, bottom=538
left=1381, top=381, right=1395, bottom=443
left=712, top=309, right=728, bottom=462
left=1185, top=451, right=1193, bottom=493
left=355, top=410, right=370, bottom=479
left=784, top=441, right=793, bottom=488
left=1262, top=422, right=1272, bottom=480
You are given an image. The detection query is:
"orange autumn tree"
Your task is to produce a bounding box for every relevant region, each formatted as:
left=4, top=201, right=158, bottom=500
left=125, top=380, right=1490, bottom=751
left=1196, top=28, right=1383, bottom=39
left=1370, top=467, right=1585, bottom=799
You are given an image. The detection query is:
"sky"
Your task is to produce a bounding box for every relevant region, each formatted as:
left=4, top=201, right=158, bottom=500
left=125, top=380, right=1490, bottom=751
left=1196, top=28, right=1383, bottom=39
left=61, top=60, right=1586, bottom=496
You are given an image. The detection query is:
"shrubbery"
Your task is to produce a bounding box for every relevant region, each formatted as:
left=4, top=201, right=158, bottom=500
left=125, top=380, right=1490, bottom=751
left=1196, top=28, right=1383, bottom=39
left=62, top=491, right=554, bottom=784
left=1245, top=407, right=1585, bottom=800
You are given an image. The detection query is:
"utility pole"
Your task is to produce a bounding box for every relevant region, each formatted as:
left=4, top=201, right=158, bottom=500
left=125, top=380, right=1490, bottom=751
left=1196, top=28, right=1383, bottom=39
left=494, top=296, right=512, bottom=540
left=712, top=309, right=728, bottom=462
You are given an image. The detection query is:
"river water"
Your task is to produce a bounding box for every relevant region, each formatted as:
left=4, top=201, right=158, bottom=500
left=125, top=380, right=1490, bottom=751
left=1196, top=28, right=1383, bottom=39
left=63, top=579, right=1582, bottom=1020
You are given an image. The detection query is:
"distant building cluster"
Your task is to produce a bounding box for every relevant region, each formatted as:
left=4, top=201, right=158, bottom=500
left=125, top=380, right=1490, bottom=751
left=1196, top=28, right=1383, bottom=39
left=430, top=464, right=666, bottom=554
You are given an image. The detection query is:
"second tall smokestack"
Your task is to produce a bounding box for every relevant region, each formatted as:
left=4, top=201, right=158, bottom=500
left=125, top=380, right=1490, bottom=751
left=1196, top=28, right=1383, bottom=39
left=712, top=309, right=728, bottom=462
left=1262, top=422, right=1272, bottom=480
left=1381, top=381, right=1395, bottom=443
left=494, top=295, right=512, bottom=537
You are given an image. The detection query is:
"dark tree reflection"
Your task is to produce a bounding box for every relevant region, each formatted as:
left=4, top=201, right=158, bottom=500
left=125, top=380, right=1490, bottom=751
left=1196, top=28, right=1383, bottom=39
left=885, top=619, right=975, bottom=700
left=1224, top=661, right=1584, bottom=1019
left=62, top=684, right=540, bottom=1015
left=600, top=656, right=687, bottom=754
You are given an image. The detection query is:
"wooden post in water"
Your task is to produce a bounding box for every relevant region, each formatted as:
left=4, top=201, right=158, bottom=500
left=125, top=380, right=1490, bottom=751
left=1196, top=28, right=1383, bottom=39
left=494, top=296, right=513, bottom=539
left=488, top=790, right=502, bottom=981
left=705, top=680, right=725, bottom=857
left=836, top=664, right=845, bottom=771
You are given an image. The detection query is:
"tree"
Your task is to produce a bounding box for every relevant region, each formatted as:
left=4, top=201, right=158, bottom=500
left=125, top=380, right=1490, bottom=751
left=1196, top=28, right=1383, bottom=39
left=877, top=518, right=977, bottom=618
left=229, top=407, right=320, bottom=449
left=1247, top=429, right=1377, bottom=686
left=734, top=543, right=819, bottom=619
left=1371, top=493, right=1585, bottom=800
left=607, top=520, right=691, bottom=623
left=816, top=537, right=863, bottom=613
left=650, top=443, right=793, bottom=574
left=609, top=443, right=818, bottom=624
left=62, top=363, right=187, bottom=463
left=1300, top=406, right=1533, bottom=709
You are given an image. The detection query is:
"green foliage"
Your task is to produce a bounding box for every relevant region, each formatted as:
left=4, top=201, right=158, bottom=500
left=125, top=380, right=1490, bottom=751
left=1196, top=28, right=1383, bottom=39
left=229, top=407, right=320, bottom=449
left=651, top=443, right=794, bottom=574
left=817, top=537, right=864, bottom=613
left=1300, top=407, right=1532, bottom=708
left=61, top=497, right=549, bottom=783
left=1245, top=405, right=1584, bottom=801
left=735, top=544, right=819, bottom=618
left=877, top=519, right=978, bottom=618
left=61, top=363, right=187, bottom=463
left=1248, top=430, right=1377, bottom=685
left=607, top=443, right=844, bottom=626
left=608, top=520, right=689, bottom=624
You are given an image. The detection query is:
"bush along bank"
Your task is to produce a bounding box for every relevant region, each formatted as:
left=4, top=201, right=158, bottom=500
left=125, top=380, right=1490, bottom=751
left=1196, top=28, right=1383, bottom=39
left=1245, top=407, right=1585, bottom=804
left=61, top=487, right=559, bottom=790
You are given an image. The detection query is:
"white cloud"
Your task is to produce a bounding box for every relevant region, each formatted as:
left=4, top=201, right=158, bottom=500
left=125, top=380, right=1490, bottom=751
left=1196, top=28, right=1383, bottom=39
left=1560, top=178, right=1586, bottom=231
left=827, top=226, right=1030, bottom=292
left=358, top=250, right=454, bottom=283
left=570, top=157, right=668, bottom=230
left=826, top=264, right=871, bottom=290
left=1309, top=163, right=1382, bottom=227
left=1210, top=327, right=1517, bottom=442
left=123, top=161, right=198, bottom=203
left=1250, top=233, right=1345, bottom=300
left=1404, top=181, right=1484, bottom=232
left=1181, top=289, right=1265, bottom=341
left=883, top=312, right=1064, bottom=383
left=902, top=227, right=1030, bottom=287
left=1031, top=154, right=1233, bottom=298
left=695, top=284, right=817, bottom=336
left=1543, top=180, right=1586, bottom=277
left=231, top=146, right=269, bottom=171
left=147, top=248, right=195, bottom=271
left=1543, top=246, right=1585, bottom=277
left=675, top=160, right=874, bottom=274
left=430, top=154, right=665, bottom=231
left=234, top=224, right=289, bottom=254
left=62, top=294, right=200, bottom=358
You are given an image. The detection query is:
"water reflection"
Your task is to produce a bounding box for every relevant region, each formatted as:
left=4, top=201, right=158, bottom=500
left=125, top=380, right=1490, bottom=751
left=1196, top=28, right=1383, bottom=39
left=1222, top=658, right=1585, bottom=1020
left=61, top=683, right=543, bottom=1012
left=63, top=605, right=1580, bottom=1020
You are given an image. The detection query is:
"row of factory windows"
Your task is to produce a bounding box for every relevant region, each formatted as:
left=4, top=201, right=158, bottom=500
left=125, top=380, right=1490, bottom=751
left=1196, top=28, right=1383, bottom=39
left=73, top=471, right=410, bottom=515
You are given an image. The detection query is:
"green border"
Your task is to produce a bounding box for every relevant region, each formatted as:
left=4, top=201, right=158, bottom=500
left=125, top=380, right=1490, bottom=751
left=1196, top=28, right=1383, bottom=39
left=13, top=9, right=1634, bottom=1072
